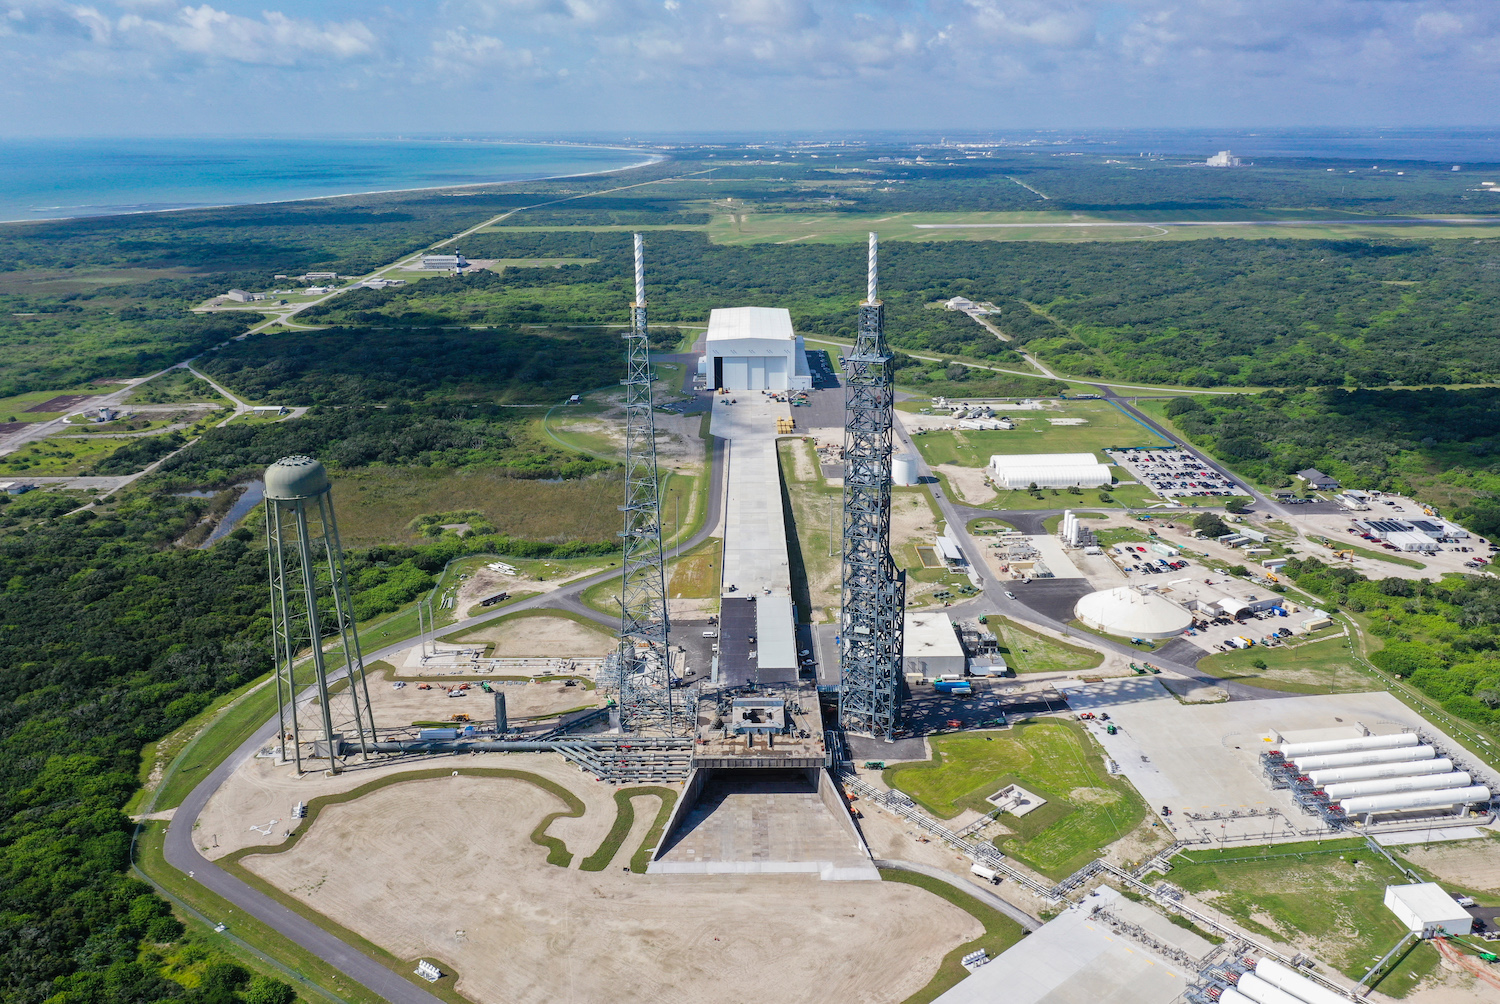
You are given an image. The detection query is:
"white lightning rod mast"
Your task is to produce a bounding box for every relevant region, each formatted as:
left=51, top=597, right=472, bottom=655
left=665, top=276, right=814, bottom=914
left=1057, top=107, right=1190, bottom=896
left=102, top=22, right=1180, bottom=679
left=867, top=231, right=878, bottom=304
left=634, top=232, right=646, bottom=305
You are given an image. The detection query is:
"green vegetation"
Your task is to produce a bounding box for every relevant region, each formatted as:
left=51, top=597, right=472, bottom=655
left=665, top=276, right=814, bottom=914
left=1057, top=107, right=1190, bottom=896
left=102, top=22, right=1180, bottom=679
left=580, top=786, right=678, bottom=873
left=884, top=721, right=1146, bottom=878
left=129, top=368, right=227, bottom=405
left=667, top=538, right=722, bottom=599
left=988, top=618, right=1104, bottom=673
left=879, top=868, right=1028, bottom=1004
left=1166, top=841, right=1439, bottom=989
left=911, top=402, right=1168, bottom=470
left=1157, top=388, right=1500, bottom=523
left=1197, top=634, right=1375, bottom=694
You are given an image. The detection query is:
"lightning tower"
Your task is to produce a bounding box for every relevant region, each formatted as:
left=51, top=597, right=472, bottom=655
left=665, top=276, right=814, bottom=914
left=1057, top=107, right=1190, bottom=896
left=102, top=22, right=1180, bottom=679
left=616, top=233, right=682, bottom=734
left=264, top=455, right=378, bottom=773
left=838, top=233, right=906, bottom=739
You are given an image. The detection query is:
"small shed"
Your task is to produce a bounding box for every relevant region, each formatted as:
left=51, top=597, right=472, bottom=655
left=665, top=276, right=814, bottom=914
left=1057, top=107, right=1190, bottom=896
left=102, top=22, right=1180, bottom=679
left=1384, top=883, right=1473, bottom=937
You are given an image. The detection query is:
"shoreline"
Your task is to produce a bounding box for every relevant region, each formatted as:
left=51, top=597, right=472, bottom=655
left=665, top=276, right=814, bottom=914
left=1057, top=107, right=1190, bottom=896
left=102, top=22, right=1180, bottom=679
left=0, top=142, right=667, bottom=227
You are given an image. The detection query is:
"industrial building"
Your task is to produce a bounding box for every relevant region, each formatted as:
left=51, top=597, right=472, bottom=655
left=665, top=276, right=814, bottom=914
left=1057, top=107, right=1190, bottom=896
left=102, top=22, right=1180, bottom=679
left=988, top=452, right=1112, bottom=490
left=1206, top=150, right=1243, bottom=167
left=700, top=307, right=812, bottom=391
left=1384, top=883, right=1474, bottom=937
left=225, top=289, right=268, bottom=302
left=902, top=612, right=965, bottom=679
left=420, top=253, right=468, bottom=270
left=1296, top=468, right=1339, bottom=490
left=1074, top=586, right=1193, bottom=639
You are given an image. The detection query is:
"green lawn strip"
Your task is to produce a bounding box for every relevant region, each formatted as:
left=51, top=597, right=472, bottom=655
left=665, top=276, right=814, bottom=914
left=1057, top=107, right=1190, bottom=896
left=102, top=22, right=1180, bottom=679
left=884, top=721, right=1147, bottom=879
left=142, top=674, right=283, bottom=813
left=580, top=576, right=622, bottom=617
left=878, top=868, right=1027, bottom=1004
left=580, top=786, right=678, bottom=872
left=987, top=618, right=1103, bottom=672
left=1166, top=840, right=1439, bottom=987
left=630, top=786, right=678, bottom=873
left=213, top=768, right=586, bottom=1001
left=132, top=821, right=385, bottom=1004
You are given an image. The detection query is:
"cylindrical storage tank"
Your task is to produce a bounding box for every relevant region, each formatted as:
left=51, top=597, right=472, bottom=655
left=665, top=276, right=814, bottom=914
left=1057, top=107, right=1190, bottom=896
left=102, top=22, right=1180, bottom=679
left=1292, top=745, right=1435, bottom=772
left=1218, top=989, right=1259, bottom=1004
left=1235, top=972, right=1309, bottom=1004
left=1341, top=785, right=1490, bottom=816
left=1253, top=959, right=1352, bottom=1004
left=1279, top=733, right=1419, bottom=759
left=892, top=453, right=919, bottom=487
left=1306, top=758, right=1453, bottom=786
left=1324, top=772, right=1471, bottom=802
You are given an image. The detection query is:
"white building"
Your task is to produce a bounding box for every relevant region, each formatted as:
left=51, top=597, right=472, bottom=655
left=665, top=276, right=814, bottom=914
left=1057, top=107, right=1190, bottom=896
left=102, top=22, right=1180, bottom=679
left=224, top=289, right=268, bottom=302
left=1387, top=531, right=1439, bottom=553
left=1206, top=150, right=1243, bottom=167
left=420, top=253, right=469, bottom=270
left=903, top=612, right=966, bottom=678
left=701, top=306, right=811, bottom=391
left=989, top=452, right=1112, bottom=490
left=1384, top=883, right=1473, bottom=937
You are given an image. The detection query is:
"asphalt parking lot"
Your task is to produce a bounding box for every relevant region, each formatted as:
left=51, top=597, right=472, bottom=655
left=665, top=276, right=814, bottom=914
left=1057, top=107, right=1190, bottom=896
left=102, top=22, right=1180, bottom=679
left=1109, top=447, right=1241, bottom=500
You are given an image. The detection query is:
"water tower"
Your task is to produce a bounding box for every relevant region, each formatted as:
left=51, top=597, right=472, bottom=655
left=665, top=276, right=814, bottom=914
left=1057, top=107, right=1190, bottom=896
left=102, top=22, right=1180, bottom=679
left=264, top=455, right=377, bottom=773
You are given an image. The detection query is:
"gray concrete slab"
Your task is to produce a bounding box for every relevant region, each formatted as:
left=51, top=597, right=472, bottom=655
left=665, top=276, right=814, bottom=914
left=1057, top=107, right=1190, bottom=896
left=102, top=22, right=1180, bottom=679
left=933, top=887, right=1190, bottom=1004
left=1010, top=578, right=1097, bottom=622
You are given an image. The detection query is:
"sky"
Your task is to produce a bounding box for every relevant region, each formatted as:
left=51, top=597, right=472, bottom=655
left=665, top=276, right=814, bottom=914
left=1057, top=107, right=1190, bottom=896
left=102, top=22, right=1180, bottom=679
left=3, top=0, right=1498, bottom=137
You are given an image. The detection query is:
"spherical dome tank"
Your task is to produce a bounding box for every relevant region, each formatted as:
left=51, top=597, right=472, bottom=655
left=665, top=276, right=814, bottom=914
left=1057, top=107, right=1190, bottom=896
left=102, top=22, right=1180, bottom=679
left=264, top=455, right=330, bottom=500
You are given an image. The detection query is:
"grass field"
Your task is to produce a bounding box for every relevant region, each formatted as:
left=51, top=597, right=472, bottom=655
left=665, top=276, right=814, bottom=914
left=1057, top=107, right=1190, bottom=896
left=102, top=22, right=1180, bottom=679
left=703, top=209, right=1500, bottom=246
left=668, top=537, right=722, bottom=600
left=329, top=466, right=623, bottom=547
left=1196, top=633, right=1377, bottom=695
left=1165, top=841, right=1439, bottom=992
left=987, top=618, right=1104, bottom=673
left=0, top=434, right=150, bottom=475
left=884, top=721, right=1147, bottom=879
left=879, top=869, right=1028, bottom=1004
left=0, top=386, right=115, bottom=421
left=912, top=402, right=1169, bottom=468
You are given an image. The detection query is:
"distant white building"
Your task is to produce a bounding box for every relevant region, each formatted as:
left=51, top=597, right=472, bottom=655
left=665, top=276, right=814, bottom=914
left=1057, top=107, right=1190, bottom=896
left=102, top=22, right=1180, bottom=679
left=1206, top=150, right=1243, bottom=167
left=358, top=278, right=407, bottom=290
left=989, top=453, right=1112, bottom=490
left=224, top=289, right=269, bottom=302
left=700, top=306, right=811, bottom=391
left=420, top=253, right=469, bottom=270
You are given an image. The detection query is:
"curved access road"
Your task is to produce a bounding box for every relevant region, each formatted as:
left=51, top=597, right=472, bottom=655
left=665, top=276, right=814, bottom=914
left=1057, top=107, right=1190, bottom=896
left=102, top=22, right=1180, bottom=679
left=159, top=431, right=726, bottom=1003
left=875, top=859, right=1042, bottom=932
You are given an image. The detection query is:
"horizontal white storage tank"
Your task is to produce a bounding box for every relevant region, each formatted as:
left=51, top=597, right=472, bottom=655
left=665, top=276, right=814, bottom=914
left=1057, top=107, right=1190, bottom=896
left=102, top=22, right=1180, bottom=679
left=1219, top=990, right=1257, bottom=1004
left=1253, top=959, right=1350, bottom=1004
left=1341, top=785, right=1490, bottom=816
left=1306, top=758, right=1453, bottom=786
left=1292, top=745, right=1435, bottom=772
left=1235, top=972, right=1309, bottom=1004
left=1279, top=732, right=1419, bottom=759
left=1324, top=772, right=1471, bottom=801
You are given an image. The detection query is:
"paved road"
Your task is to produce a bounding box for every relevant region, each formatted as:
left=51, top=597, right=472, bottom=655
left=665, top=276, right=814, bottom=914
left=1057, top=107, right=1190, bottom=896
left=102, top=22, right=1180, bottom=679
left=874, top=858, right=1042, bottom=932
left=0, top=366, right=176, bottom=456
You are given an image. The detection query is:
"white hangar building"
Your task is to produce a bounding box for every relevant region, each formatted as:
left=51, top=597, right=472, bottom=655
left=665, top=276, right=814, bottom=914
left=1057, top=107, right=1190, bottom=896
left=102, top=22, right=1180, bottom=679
left=701, top=306, right=812, bottom=392
left=988, top=452, right=1113, bottom=490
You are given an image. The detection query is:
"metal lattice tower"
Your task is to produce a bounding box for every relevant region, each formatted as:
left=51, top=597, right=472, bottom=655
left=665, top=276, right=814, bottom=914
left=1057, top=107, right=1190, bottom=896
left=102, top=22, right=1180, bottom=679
left=616, top=234, right=683, bottom=734
left=264, top=455, right=378, bottom=773
left=838, top=233, right=906, bottom=739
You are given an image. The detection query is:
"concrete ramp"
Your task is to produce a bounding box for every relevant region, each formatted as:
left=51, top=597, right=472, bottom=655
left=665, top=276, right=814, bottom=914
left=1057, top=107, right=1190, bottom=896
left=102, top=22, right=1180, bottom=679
left=649, top=767, right=879, bottom=881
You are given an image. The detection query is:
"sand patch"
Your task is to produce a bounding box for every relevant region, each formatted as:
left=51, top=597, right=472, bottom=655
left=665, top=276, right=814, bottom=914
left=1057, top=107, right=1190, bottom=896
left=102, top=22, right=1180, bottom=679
left=1068, top=786, right=1122, bottom=806
left=936, top=463, right=998, bottom=506
left=242, top=775, right=982, bottom=1004
left=456, top=615, right=615, bottom=657
left=1398, top=838, right=1500, bottom=895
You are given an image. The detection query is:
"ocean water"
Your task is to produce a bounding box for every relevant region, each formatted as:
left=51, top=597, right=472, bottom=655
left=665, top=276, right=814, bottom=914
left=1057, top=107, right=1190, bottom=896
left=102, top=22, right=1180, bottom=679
left=0, top=138, right=656, bottom=223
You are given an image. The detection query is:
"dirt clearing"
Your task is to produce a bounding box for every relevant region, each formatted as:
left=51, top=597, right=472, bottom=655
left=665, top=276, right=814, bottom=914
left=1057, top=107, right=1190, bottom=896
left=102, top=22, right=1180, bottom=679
left=452, top=614, right=615, bottom=657
left=242, top=774, right=981, bottom=1004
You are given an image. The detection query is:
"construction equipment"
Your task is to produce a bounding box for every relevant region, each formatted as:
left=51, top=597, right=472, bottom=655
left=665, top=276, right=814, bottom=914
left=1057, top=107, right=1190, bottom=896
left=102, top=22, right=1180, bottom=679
left=1433, top=938, right=1500, bottom=990
left=863, top=760, right=886, bottom=770
left=1106, top=724, right=1118, bottom=735
left=450, top=713, right=471, bottom=723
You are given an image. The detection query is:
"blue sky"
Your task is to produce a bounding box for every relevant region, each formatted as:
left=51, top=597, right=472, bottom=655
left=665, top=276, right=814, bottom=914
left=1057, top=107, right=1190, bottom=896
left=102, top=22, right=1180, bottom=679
left=4, top=0, right=1497, bottom=136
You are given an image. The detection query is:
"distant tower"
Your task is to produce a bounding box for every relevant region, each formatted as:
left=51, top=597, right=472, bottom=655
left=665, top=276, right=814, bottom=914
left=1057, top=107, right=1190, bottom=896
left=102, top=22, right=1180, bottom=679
left=616, top=234, right=681, bottom=734
left=839, top=233, right=906, bottom=739
left=264, top=456, right=377, bottom=773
